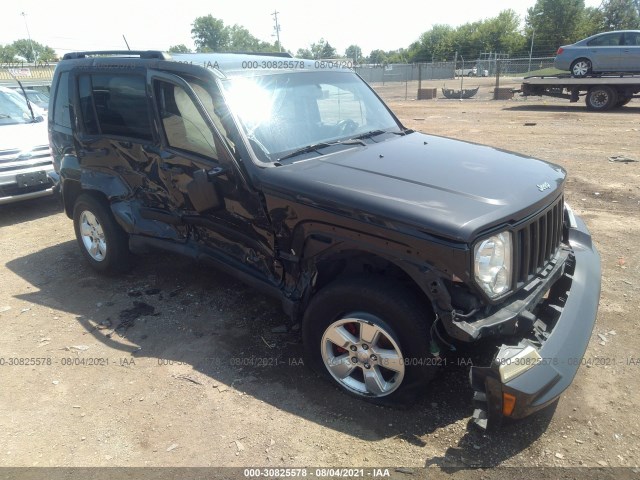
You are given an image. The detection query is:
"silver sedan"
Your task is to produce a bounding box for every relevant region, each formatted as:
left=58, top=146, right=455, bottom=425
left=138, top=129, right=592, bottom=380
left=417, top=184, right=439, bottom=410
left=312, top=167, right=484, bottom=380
left=554, top=30, right=640, bottom=77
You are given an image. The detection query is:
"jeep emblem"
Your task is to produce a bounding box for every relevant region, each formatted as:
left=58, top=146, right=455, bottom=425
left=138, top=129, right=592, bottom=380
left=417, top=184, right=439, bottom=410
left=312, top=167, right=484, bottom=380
left=537, top=182, right=551, bottom=192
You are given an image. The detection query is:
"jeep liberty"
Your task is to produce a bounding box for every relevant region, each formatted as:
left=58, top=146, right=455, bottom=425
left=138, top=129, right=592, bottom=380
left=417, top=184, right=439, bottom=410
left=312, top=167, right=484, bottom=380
left=49, top=51, right=601, bottom=428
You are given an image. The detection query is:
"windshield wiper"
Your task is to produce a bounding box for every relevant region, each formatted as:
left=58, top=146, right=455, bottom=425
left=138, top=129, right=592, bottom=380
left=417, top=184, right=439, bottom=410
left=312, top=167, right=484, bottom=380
left=350, top=129, right=387, bottom=140
left=277, top=139, right=365, bottom=162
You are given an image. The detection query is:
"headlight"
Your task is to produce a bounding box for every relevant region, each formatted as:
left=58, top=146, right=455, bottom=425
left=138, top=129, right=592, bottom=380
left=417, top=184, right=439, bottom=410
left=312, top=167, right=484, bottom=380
left=474, top=231, right=512, bottom=299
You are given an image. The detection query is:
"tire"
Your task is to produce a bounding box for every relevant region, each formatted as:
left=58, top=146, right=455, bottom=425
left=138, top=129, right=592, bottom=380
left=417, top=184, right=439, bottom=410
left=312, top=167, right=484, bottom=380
left=585, top=86, right=618, bottom=111
left=616, top=97, right=632, bottom=108
left=302, top=275, right=437, bottom=406
left=73, top=193, right=131, bottom=273
left=570, top=58, right=592, bottom=77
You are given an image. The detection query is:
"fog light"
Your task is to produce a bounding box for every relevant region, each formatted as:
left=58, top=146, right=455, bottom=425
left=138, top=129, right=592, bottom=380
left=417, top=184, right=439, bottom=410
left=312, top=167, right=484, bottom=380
left=497, top=345, right=542, bottom=383
left=503, top=393, right=516, bottom=416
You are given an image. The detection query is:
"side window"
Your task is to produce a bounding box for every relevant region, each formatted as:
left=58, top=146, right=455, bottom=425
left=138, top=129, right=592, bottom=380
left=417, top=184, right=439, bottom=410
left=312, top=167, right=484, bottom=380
left=77, top=74, right=152, bottom=141
left=587, top=33, right=622, bottom=46
left=53, top=71, right=71, bottom=129
left=623, top=32, right=640, bottom=46
left=155, top=80, right=218, bottom=160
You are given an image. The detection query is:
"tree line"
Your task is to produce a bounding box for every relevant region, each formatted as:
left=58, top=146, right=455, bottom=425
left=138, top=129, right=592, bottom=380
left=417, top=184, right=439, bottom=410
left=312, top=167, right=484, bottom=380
left=0, top=40, right=57, bottom=63
left=176, top=0, right=640, bottom=63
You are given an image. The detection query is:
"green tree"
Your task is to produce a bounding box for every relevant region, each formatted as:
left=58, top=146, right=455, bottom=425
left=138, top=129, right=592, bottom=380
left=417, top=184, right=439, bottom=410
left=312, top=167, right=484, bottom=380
left=191, top=15, right=230, bottom=52
left=190, top=16, right=278, bottom=53
left=409, top=24, right=456, bottom=62
left=345, top=45, right=362, bottom=62
left=601, top=0, right=640, bottom=29
left=367, top=49, right=388, bottom=64
left=526, top=0, right=586, bottom=52
left=309, top=39, right=336, bottom=59
left=296, top=48, right=313, bottom=58
left=10, top=39, right=56, bottom=63
left=0, top=45, right=17, bottom=63
left=168, top=44, right=192, bottom=53
left=229, top=25, right=262, bottom=51
left=575, top=7, right=606, bottom=38
left=386, top=49, right=408, bottom=63
left=476, top=10, right=527, bottom=55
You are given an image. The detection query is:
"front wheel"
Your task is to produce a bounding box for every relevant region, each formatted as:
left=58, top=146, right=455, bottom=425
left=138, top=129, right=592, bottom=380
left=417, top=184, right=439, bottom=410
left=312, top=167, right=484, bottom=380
left=73, top=194, right=131, bottom=273
left=302, top=276, right=437, bottom=405
left=585, top=86, right=618, bottom=111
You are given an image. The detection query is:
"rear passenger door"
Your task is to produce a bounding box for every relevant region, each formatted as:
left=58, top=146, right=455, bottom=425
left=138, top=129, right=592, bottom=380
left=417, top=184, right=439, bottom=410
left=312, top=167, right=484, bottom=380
left=71, top=70, right=172, bottom=217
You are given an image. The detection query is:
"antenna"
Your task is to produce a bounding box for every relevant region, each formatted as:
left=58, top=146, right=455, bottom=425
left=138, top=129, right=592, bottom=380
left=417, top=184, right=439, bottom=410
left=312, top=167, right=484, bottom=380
left=271, top=11, right=282, bottom=52
left=123, top=35, right=131, bottom=51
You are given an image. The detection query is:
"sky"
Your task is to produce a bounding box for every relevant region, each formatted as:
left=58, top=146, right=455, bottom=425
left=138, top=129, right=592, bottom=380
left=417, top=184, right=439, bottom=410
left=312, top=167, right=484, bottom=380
left=2, top=0, right=604, bottom=58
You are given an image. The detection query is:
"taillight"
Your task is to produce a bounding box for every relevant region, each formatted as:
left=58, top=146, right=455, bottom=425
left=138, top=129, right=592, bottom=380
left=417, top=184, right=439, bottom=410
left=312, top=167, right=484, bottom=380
left=556, top=47, right=564, bottom=55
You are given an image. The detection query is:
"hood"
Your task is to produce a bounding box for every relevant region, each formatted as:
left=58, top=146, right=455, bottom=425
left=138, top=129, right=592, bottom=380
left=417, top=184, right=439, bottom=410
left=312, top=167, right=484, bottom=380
left=0, top=120, right=49, bottom=152
left=260, top=132, right=565, bottom=243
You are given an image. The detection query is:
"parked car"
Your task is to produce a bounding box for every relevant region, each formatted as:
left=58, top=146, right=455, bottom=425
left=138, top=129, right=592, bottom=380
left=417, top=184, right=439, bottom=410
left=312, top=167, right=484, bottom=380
left=554, top=30, right=640, bottom=77
left=3, top=87, right=47, bottom=117
left=49, top=51, right=600, bottom=429
left=24, top=89, right=50, bottom=111
left=0, top=86, right=56, bottom=205
left=454, top=65, right=488, bottom=77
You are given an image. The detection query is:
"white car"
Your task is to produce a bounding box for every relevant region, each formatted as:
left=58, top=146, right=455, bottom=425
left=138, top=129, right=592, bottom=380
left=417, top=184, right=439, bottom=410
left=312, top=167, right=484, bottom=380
left=0, top=86, right=56, bottom=205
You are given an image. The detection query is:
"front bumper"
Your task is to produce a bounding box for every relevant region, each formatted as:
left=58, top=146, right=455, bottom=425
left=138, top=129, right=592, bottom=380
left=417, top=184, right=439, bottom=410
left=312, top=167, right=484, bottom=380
left=0, top=166, right=57, bottom=205
left=469, top=212, right=600, bottom=428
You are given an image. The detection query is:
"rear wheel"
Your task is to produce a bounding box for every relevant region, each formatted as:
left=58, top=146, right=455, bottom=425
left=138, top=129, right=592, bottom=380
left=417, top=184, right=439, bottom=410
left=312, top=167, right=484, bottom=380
left=302, top=276, right=437, bottom=406
left=73, top=194, right=131, bottom=273
left=585, top=86, right=618, bottom=111
left=616, top=96, right=632, bottom=108
left=571, top=58, right=592, bottom=77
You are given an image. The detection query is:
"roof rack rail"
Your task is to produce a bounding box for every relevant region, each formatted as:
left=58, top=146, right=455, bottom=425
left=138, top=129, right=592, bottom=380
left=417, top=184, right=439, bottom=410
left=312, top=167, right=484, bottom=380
left=234, top=51, right=292, bottom=58
left=62, top=51, right=172, bottom=60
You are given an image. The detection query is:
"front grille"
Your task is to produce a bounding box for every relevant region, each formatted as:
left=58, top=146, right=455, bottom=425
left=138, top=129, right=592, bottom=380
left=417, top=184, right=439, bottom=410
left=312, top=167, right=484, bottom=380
left=0, top=145, right=53, bottom=173
left=514, top=195, right=564, bottom=285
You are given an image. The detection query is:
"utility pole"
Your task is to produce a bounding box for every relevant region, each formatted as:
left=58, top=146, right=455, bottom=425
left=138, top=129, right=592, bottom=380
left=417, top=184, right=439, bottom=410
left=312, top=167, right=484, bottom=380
left=20, top=12, right=37, bottom=64
left=271, top=11, right=282, bottom=52
left=527, top=28, right=535, bottom=74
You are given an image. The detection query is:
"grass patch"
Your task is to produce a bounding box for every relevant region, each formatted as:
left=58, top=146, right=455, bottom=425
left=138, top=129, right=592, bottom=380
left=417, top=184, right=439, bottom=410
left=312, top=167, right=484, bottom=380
left=523, top=67, right=565, bottom=77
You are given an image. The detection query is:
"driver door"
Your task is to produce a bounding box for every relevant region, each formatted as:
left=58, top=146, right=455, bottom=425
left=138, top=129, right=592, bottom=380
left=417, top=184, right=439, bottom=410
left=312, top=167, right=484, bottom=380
left=148, top=71, right=281, bottom=287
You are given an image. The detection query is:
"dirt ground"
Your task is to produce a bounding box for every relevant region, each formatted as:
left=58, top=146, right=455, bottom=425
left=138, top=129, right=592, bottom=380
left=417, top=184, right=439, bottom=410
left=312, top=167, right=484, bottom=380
left=0, top=78, right=639, bottom=476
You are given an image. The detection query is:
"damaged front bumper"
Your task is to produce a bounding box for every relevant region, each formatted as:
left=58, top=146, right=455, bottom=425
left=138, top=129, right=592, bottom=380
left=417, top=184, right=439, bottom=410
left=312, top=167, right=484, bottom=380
left=468, top=211, right=601, bottom=429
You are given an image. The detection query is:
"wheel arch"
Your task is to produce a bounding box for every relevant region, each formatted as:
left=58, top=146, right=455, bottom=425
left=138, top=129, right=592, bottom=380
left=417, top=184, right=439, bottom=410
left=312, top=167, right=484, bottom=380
left=291, top=226, right=453, bottom=321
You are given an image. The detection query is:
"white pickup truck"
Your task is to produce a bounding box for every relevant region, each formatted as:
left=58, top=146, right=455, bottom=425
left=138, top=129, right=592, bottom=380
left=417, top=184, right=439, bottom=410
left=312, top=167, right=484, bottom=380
left=0, top=86, right=56, bottom=204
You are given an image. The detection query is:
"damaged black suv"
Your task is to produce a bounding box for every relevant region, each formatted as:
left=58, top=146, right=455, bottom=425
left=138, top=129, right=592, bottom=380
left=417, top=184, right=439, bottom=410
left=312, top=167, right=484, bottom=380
left=49, top=51, right=601, bottom=428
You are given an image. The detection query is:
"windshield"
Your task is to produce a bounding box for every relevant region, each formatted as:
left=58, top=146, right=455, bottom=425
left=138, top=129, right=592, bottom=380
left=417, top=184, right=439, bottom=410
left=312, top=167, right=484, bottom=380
left=0, top=90, right=35, bottom=125
left=222, top=71, right=401, bottom=162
